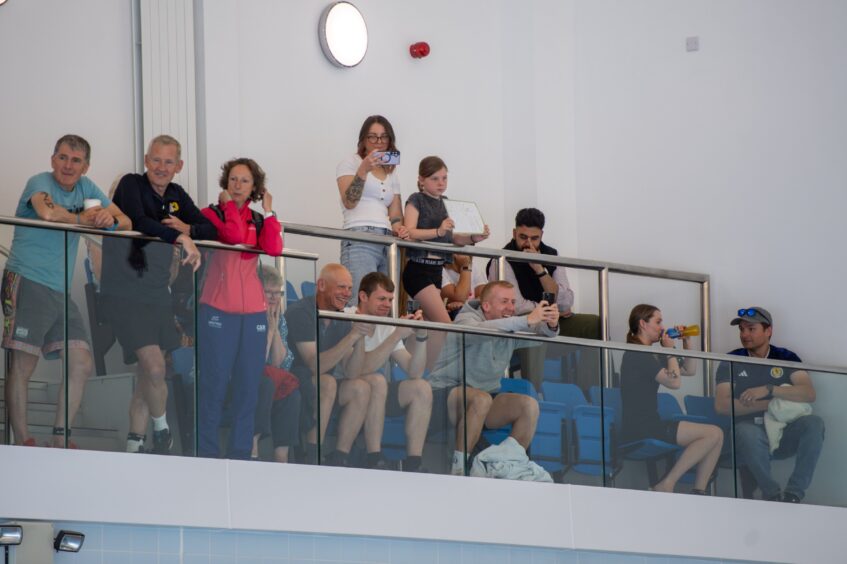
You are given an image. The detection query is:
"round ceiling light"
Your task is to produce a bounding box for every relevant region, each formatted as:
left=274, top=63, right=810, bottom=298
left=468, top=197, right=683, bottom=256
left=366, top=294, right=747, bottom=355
left=318, top=2, right=368, bottom=68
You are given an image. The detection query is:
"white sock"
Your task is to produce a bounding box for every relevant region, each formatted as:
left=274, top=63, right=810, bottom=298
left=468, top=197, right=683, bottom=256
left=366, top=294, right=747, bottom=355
left=127, top=439, right=144, bottom=453
left=451, top=450, right=464, bottom=474
left=152, top=414, right=169, bottom=432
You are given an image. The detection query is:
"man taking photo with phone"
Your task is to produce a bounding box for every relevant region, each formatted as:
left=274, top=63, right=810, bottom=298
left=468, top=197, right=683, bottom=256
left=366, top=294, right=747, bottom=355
left=487, top=208, right=600, bottom=391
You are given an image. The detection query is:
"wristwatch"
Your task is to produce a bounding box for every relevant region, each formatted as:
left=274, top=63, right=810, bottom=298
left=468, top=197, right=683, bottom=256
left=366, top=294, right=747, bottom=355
left=535, top=268, right=547, bottom=278
left=765, top=383, right=774, bottom=398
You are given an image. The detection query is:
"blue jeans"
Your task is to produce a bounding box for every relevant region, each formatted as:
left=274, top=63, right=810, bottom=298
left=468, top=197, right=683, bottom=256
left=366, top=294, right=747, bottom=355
left=340, top=226, right=391, bottom=306
left=735, top=415, right=825, bottom=500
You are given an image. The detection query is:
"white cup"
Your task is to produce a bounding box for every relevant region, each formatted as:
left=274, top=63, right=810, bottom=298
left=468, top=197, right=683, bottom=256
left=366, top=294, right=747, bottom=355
left=83, top=198, right=102, bottom=210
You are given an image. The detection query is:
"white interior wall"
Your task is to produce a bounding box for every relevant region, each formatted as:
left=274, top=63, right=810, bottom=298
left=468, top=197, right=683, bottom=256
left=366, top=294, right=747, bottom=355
left=0, top=0, right=136, bottom=213
left=198, top=0, right=579, bottom=283
left=573, top=0, right=847, bottom=366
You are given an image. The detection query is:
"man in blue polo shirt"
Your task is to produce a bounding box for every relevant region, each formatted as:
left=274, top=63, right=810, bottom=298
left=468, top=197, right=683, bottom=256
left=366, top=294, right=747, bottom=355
left=715, top=307, right=824, bottom=503
left=2, top=134, right=131, bottom=448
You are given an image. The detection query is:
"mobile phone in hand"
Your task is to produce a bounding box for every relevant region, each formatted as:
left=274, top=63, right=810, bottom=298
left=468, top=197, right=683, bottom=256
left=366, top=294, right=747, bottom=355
left=378, top=151, right=401, bottom=165
left=406, top=299, right=420, bottom=315
left=541, top=292, right=555, bottom=305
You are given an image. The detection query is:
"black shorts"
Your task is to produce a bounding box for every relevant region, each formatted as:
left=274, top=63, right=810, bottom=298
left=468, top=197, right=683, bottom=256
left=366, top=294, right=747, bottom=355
left=402, top=260, right=443, bottom=297
left=102, top=296, right=181, bottom=364
left=1, top=270, right=90, bottom=359
left=624, top=420, right=680, bottom=445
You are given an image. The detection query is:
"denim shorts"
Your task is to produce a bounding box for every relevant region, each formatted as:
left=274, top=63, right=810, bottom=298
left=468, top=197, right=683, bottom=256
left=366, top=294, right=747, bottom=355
left=340, top=226, right=391, bottom=304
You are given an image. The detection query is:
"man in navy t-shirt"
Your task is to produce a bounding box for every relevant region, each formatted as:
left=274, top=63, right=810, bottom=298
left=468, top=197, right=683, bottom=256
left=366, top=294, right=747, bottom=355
left=715, top=307, right=824, bottom=503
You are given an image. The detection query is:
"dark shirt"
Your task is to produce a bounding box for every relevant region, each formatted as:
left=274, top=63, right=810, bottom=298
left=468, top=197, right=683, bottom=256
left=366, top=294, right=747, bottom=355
left=716, top=346, right=802, bottom=420
left=620, top=350, right=667, bottom=442
left=284, top=295, right=352, bottom=378
left=100, top=173, right=216, bottom=302
left=406, top=192, right=453, bottom=263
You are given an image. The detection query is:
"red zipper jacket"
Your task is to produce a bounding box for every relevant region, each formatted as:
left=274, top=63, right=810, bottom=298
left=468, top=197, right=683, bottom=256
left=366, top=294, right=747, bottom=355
left=199, top=201, right=283, bottom=313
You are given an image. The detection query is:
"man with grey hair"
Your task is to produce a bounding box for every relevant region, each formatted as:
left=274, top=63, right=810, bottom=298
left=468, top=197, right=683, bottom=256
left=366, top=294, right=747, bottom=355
left=3, top=134, right=131, bottom=448
left=100, top=134, right=216, bottom=454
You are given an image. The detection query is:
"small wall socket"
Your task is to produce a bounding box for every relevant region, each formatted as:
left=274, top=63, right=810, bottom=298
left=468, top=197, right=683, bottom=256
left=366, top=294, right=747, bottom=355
left=686, top=36, right=700, bottom=52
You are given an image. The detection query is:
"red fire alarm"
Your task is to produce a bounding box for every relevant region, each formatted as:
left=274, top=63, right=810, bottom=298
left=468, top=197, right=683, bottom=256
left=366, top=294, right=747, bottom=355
left=410, top=42, right=430, bottom=59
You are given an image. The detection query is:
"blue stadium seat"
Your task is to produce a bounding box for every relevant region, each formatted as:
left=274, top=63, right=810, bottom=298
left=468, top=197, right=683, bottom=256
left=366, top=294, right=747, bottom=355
left=300, top=280, right=316, bottom=298
left=285, top=280, right=299, bottom=307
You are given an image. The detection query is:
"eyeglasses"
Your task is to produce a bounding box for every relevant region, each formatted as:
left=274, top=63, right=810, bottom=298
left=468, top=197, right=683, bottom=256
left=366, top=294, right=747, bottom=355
left=737, top=308, right=760, bottom=318
left=366, top=134, right=390, bottom=143
left=264, top=291, right=283, bottom=298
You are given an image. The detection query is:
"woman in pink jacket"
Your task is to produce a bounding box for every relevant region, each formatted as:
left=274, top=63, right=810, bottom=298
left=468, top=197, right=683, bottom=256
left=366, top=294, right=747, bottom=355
left=198, top=157, right=282, bottom=459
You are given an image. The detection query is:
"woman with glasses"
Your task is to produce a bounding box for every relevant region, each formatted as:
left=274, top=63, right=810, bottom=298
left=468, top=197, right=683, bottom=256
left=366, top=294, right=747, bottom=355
left=251, top=265, right=300, bottom=463
left=197, top=158, right=283, bottom=460
left=621, top=304, right=724, bottom=494
left=336, top=115, right=409, bottom=305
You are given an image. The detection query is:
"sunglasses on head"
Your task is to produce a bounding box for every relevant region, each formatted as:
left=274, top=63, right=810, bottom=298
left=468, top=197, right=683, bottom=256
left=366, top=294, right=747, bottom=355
left=737, top=308, right=760, bottom=318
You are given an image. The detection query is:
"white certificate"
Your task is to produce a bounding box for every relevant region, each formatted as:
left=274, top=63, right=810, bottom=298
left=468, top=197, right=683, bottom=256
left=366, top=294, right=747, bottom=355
left=444, top=199, right=485, bottom=235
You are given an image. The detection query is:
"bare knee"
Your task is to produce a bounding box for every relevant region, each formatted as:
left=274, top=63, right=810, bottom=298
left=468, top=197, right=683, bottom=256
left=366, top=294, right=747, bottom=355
left=363, top=373, right=387, bottom=399
left=68, top=350, right=93, bottom=381
left=466, top=389, right=493, bottom=417
left=408, top=380, right=432, bottom=405
left=708, top=425, right=724, bottom=447
left=319, top=374, right=337, bottom=402
left=344, top=379, right=372, bottom=407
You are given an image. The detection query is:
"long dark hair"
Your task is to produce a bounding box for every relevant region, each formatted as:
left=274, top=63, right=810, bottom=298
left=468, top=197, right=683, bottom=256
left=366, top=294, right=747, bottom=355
left=626, top=304, right=660, bottom=344
left=356, top=115, right=398, bottom=174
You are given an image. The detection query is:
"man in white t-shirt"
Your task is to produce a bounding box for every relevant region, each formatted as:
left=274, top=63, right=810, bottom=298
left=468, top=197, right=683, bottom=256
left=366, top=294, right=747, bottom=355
left=345, top=271, right=432, bottom=471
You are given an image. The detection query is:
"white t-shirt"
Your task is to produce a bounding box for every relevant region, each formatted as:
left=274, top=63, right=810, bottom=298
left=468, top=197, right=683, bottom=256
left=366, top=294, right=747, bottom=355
left=336, top=154, right=401, bottom=229
left=344, top=306, right=405, bottom=353
left=441, top=260, right=489, bottom=299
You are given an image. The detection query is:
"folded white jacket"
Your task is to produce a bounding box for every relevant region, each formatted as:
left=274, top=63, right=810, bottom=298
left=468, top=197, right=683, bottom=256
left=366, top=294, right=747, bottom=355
left=470, top=436, right=553, bottom=482
left=764, top=396, right=812, bottom=454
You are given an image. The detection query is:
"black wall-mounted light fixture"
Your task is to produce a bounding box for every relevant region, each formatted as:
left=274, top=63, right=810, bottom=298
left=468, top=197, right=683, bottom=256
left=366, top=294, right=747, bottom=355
left=53, top=530, right=85, bottom=553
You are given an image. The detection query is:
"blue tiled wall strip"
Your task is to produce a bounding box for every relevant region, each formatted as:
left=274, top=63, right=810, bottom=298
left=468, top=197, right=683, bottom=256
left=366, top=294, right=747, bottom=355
left=44, top=522, right=762, bottom=564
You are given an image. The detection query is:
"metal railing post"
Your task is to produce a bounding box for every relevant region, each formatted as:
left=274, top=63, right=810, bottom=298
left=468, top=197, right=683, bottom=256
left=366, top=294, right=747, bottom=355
left=599, top=268, right=612, bottom=388
left=701, top=280, right=713, bottom=396
left=496, top=256, right=506, bottom=281
left=388, top=242, right=399, bottom=318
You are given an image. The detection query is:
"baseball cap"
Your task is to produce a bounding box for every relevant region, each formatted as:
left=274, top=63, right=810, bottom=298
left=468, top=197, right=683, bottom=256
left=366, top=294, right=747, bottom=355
left=730, top=307, right=772, bottom=326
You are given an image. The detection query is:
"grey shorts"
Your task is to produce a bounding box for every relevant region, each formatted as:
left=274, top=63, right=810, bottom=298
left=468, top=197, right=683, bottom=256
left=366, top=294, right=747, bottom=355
left=2, top=269, right=90, bottom=359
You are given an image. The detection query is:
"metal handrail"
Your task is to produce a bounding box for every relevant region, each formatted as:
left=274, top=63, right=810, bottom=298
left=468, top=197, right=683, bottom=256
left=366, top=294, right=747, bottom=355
left=0, top=215, right=319, bottom=261
left=319, top=310, right=847, bottom=375
left=283, top=221, right=708, bottom=282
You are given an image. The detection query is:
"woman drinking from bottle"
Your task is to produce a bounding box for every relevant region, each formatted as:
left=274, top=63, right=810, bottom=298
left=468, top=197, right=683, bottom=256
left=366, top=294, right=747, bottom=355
left=621, top=304, right=723, bottom=494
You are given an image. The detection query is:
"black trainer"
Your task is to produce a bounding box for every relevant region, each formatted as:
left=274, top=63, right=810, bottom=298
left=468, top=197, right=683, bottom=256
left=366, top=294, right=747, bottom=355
left=782, top=492, right=801, bottom=503
left=151, top=428, right=173, bottom=455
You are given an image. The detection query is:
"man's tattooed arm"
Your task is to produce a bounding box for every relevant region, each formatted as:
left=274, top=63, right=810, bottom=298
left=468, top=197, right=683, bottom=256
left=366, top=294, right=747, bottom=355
left=345, top=176, right=365, bottom=205
left=42, top=193, right=55, bottom=209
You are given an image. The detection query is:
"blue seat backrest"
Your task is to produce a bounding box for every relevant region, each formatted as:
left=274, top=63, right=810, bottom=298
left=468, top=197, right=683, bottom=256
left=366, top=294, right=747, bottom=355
left=589, top=386, right=622, bottom=426
left=391, top=364, right=408, bottom=382
left=499, top=377, right=537, bottom=399
left=542, top=382, right=587, bottom=412
left=572, top=404, right=617, bottom=472
left=657, top=392, right=683, bottom=420
left=684, top=395, right=730, bottom=427
left=543, top=358, right=563, bottom=382
left=285, top=280, right=299, bottom=306
left=300, top=280, right=316, bottom=297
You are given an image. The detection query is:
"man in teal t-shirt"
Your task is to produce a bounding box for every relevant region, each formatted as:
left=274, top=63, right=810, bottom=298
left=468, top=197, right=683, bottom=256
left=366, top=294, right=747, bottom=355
left=2, top=134, right=131, bottom=448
